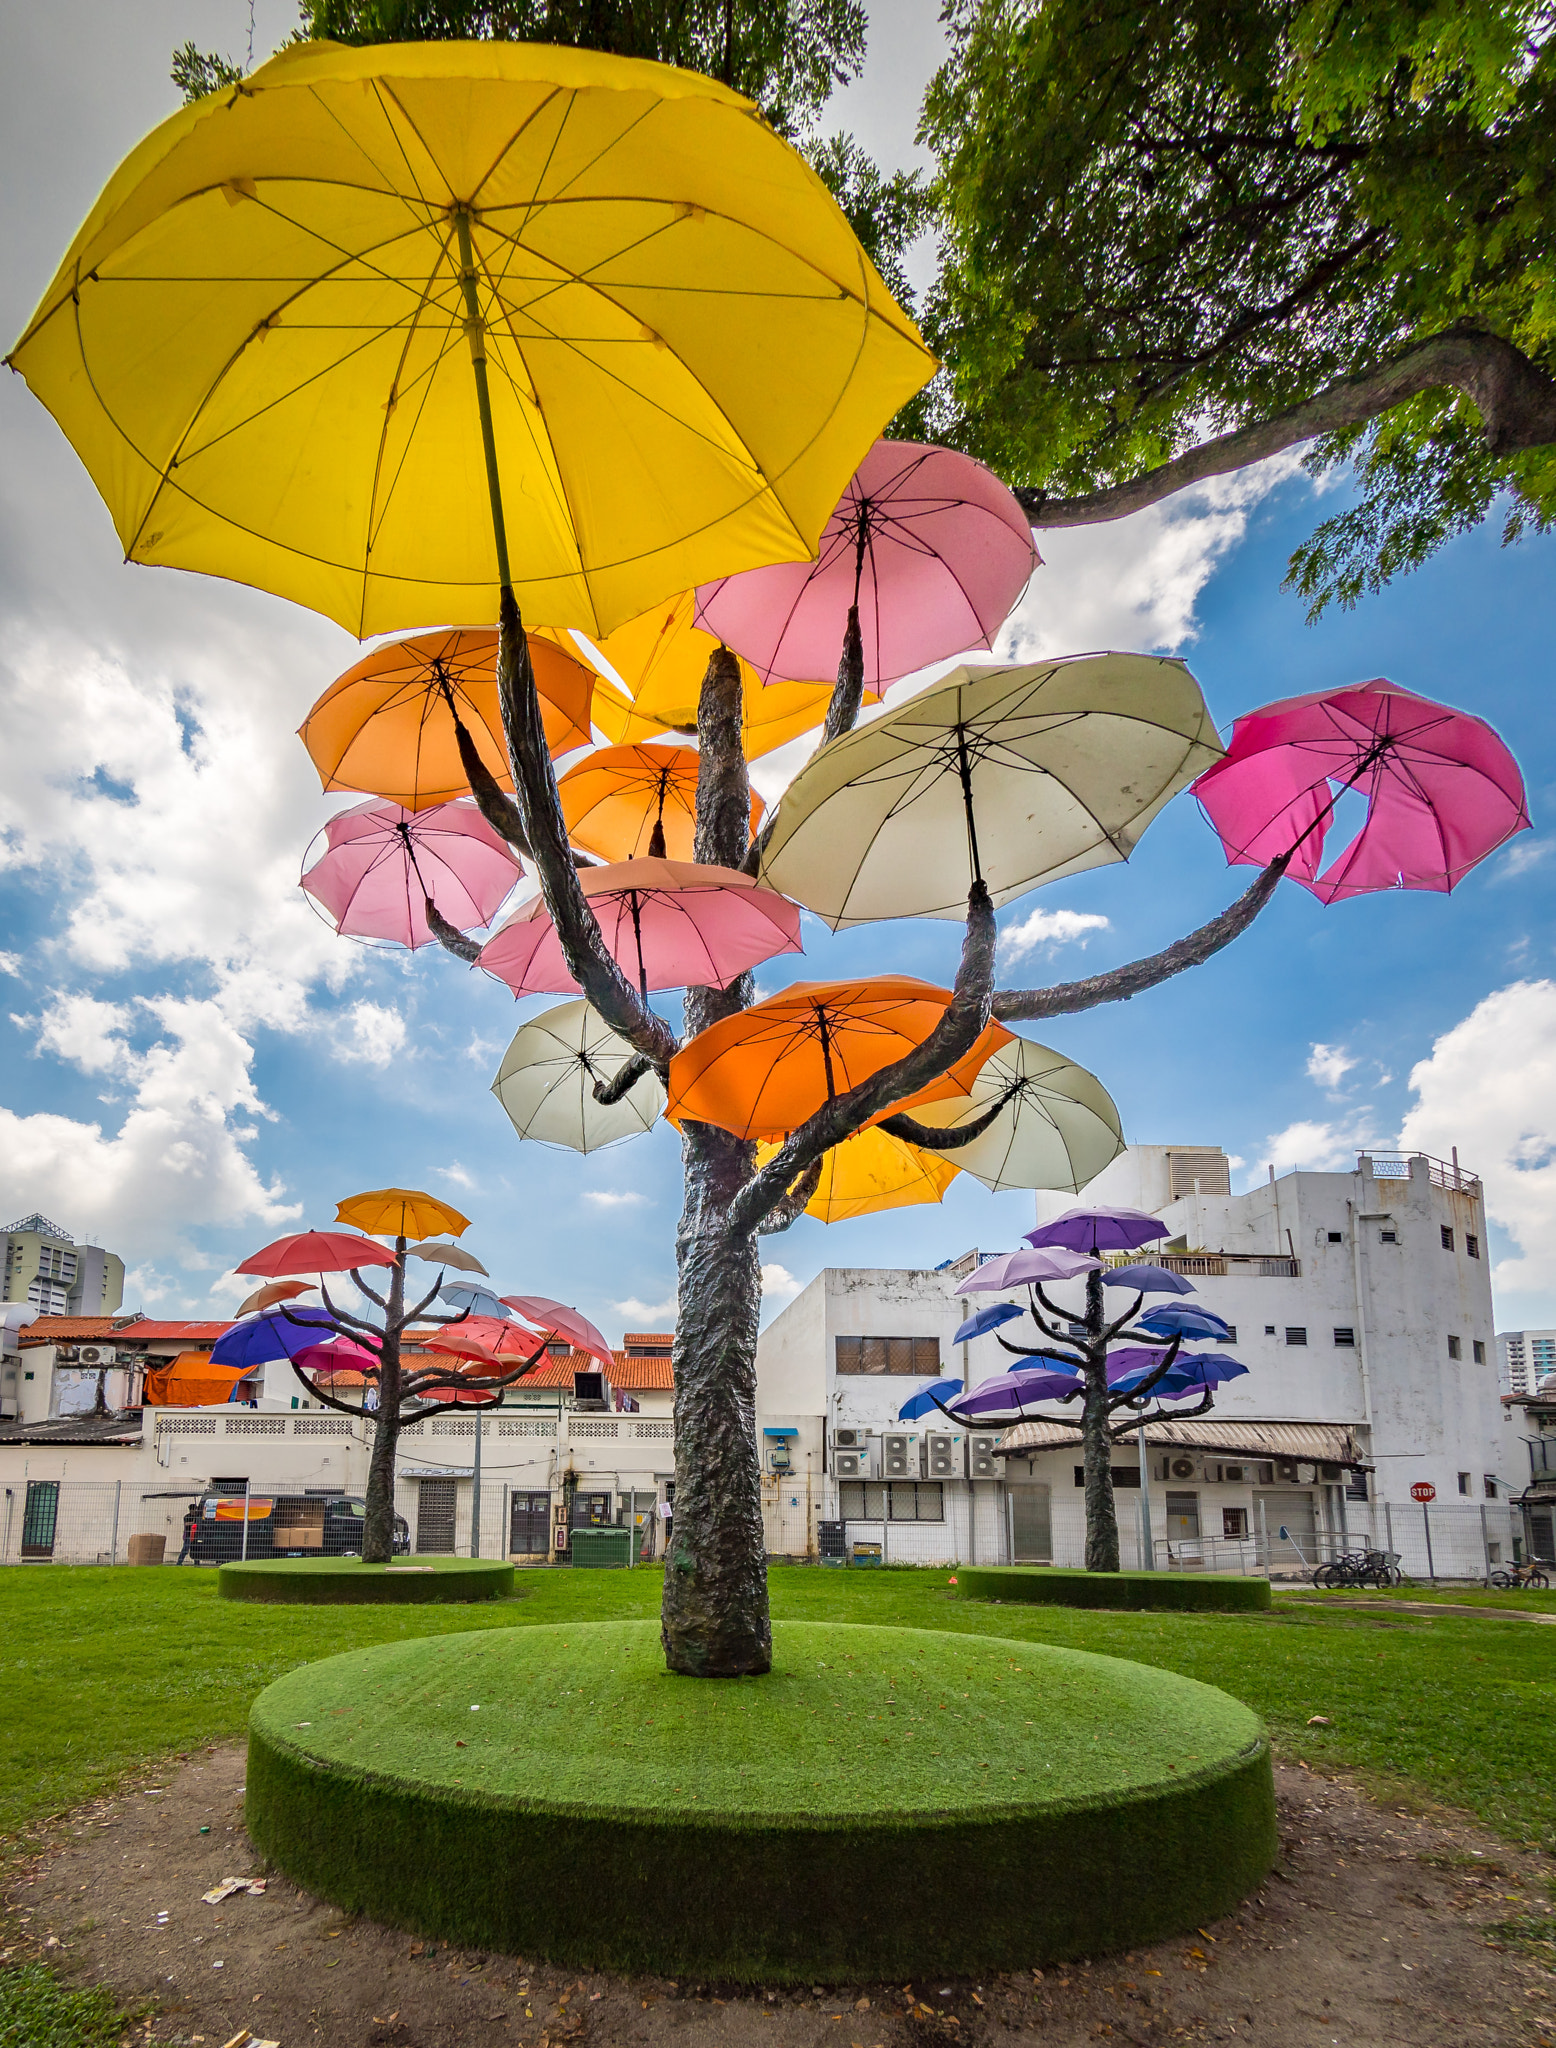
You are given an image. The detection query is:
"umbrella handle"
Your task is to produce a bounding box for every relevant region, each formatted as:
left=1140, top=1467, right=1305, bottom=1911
left=453, top=209, right=512, bottom=593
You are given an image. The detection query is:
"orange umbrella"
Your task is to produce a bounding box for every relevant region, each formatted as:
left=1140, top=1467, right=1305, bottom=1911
left=557, top=744, right=763, bottom=862
left=234, top=1278, right=316, bottom=1318
left=666, top=975, right=1014, bottom=1141
left=299, top=628, right=595, bottom=812
left=560, top=592, right=846, bottom=760
left=336, top=1188, right=470, bottom=1240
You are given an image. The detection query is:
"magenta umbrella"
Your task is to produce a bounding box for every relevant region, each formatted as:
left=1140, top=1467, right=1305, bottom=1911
left=1193, top=680, right=1530, bottom=902
left=499, top=1295, right=614, bottom=1369
left=478, top=857, right=802, bottom=999
left=694, top=439, right=1038, bottom=691
left=301, top=798, right=524, bottom=948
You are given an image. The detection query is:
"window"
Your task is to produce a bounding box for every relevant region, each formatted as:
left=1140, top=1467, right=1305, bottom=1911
left=1333, top=1327, right=1356, bottom=1347
left=1219, top=1325, right=1238, bottom=1343
left=1164, top=1492, right=1200, bottom=1538
left=1264, top=1324, right=1276, bottom=1336
left=1285, top=1326, right=1308, bottom=1346
left=1473, top=1340, right=1487, bottom=1365
left=1441, top=1225, right=1455, bottom=1251
left=835, top=1335, right=941, bottom=1375
left=1466, top=1233, right=1480, bottom=1258
left=1457, top=1471, right=1471, bottom=1495
left=1073, top=1466, right=1141, bottom=1488
left=1222, top=1507, right=1248, bottom=1538
left=1327, top=1230, right=1343, bottom=1243
left=1483, top=1476, right=1498, bottom=1500
left=1379, top=1229, right=1397, bottom=1244
left=889, top=1481, right=943, bottom=1522
left=1345, top=1469, right=1369, bottom=1502
left=1447, top=1334, right=1462, bottom=1360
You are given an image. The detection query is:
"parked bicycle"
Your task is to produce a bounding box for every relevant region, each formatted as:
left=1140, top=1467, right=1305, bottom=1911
left=1312, top=1549, right=1403, bottom=1590
left=1489, top=1561, right=1550, bottom=1590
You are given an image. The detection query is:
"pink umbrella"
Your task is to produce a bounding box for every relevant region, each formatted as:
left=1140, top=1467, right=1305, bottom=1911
left=499, top=1295, right=615, bottom=1369
left=1194, top=680, right=1530, bottom=902
left=695, top=439, right=1038, bottom=690
left=293, top=1337, right=380, bottom=1385
left=301, top=797, right=524, bottom=949
left=955, top=1247, right=1101, bottom=1295
left=477, top=857, right=802, bottom=999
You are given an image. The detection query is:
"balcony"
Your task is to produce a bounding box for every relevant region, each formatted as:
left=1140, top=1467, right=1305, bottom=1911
left=1361, top=1150, right=1481, bottom=1194
left=1105, top=1252, right=1301, bottom=1279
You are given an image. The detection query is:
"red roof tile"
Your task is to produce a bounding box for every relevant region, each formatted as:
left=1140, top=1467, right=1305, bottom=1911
left=19, top=1316, right=232, bottom=1348
left=114, top=1322, right=231, bottom=1345
left=18, top=1317, right=121, bottom=1347
left=622, top=1331, right=675, bottom=1349
left=514, top=1348, right=674, bottom=1391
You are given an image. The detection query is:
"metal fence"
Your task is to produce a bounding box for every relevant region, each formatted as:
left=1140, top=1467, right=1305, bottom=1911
left=1152, top=1499, right=1524, bottom=1582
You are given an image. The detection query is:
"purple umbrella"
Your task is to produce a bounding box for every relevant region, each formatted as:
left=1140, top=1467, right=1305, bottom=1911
left=954, top=1245, right=1101, bottom=1295
left=1103, top=1261, right=1196, bottom=1297
left=1025, top=1206, right=1169, bottom=1256
left=1111, top=1351, right=1248, bottom=1398
left=948, top=1367, right=1082, bottom=1419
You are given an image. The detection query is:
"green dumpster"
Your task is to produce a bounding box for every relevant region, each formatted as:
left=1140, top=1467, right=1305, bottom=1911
left=570, top=1527, right=632, bottom=1568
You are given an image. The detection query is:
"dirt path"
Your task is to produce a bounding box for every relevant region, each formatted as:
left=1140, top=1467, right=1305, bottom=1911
left=3, top=1745, right=1551, bottom=2048
left=1277, top=1599, right=1556, bottom=1624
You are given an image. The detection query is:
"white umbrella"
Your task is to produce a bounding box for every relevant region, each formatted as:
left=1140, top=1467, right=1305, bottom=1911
left=491, top=999, right=666, bottom=1154
left=404, top=1242, right=489, bottom=1275
left=759, top=654, right=1223, bottom=928
left=906, top=1035, right=1124, bottom=1195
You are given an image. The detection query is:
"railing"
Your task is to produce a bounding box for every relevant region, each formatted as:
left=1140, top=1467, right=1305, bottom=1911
left=1361, top=1150, right=1481, bottom=1194
left=225, top=1416, right=286, bottom=1436
left=293, top=1416, right=354, bottom=1437
left=1109, top=1252, right=1301, bottom=1279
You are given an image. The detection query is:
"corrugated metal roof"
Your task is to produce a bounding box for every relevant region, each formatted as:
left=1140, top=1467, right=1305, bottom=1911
left=995, top=1416, right=1371, bottom=1468
left=18, top=1318, right=228, bottom=1349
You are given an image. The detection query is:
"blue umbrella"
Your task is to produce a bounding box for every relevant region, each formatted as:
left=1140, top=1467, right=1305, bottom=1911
left=1113, top=1352, right=1249, bottom=1399
left=1135, top=1303, right=1232, bottom=1341
left=1103, top=1262, right=1196, bottom=1296
left=897, top=1377, right=966, bottom=1422
left=210, top=1307, right=333, bottom=1368
left=952, top=1302, right=1025, bottom=1345
left=437, top=1280, right=512, bottom=1320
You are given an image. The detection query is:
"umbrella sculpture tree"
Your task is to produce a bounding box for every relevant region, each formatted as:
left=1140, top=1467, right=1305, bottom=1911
left=8, top=36, right=1533, bottom=1674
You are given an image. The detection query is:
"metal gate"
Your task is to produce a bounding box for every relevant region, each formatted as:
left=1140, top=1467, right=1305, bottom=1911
left=1255, top=1488, right=1318, bottom=1573
left=1009, top=1484, right=1051, bottom=1563
left=416, top=1478, right=457, bottom=1554
left=21, top=1481, right=59, bottom=1559
left=508, top=1490, right=551, bottom=1556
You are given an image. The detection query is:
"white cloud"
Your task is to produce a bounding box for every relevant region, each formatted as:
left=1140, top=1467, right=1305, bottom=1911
left=613, top=1292, right=678, bottom=1323
left=436, top=1162, right=477, bottom=1191
left=1306, top=1042, right=1358, bottom=1094
left=31, top=993, right=137, bottom=1077
left=1397, top=979, right=1556, bottom=1301
left=0, top=952, right=22, bottom=977
left=332, top=1001, right=407, bottom=1068
left=760, top=1262, right=803, bottom=1303
left=583, top=1189, right=649, bottom=1209
left=1257, top=1116, right=1378, bottom=1176
left=1000, top=907, right=1110, bottom=962
left=1495, top=838, right=1551, bottom=879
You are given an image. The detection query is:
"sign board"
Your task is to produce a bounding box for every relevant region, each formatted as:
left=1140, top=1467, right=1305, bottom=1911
left=1410, top=1480, right=1436, bottom=1503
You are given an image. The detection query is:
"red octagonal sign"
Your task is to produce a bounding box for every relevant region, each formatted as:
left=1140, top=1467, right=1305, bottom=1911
left=1410, top=1481, right=1437, bottom=1503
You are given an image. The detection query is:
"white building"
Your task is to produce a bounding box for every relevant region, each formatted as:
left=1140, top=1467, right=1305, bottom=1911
left=1, top=1215, right=124, bottom=1318
left=1498, top=1329, right=1556, bottom=1397
left=755, top=1146, right=1518, bottom=1576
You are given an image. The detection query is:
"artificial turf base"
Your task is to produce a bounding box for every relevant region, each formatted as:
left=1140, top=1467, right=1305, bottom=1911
left=247, top=1619, right=1276, bottom=1978
left=217, top=1558, right=515, bottom=1604
left=956, top=1567, right=1272, bottom=1612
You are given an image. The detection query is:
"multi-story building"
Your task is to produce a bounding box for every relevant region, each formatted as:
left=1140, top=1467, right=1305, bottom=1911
left=1, top=1215, right=124, bottom=1318
left=1498, top=1329, right=1556, bottom=1398
left=756, top=1147, right=1517, bottom=1575
left=1502, top=1382, right=1556, bottom=1563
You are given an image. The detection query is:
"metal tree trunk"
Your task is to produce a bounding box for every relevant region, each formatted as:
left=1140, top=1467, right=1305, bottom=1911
left=1079, top=1268, right=1121, bottom=1572
left=361, top=1255, right=406, bottom=1563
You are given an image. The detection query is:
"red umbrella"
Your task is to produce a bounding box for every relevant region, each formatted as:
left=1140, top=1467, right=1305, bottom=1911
left=237, top=1230, right=396, bottom=1277
left=1193, top=680, right=1530, bottom=902
left=499, top=1295, right=614, bottom=1369
left=301, top=797, right=523, bottom=949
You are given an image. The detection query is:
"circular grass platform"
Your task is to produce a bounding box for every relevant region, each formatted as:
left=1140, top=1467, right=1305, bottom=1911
left=956, top=1567, right=1271, bottom=1612
left=218, top=1557, right=515, bottom=1604
left=246, top=1619, right=1275, bottom=1979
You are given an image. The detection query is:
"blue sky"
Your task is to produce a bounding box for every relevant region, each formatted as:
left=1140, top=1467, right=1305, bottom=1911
left=0, top=3, right=1552, bottom=1336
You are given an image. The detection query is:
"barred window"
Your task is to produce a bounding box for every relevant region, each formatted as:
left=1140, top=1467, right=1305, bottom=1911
left=1333, top=1327, right=1355, bottom=1347
left=835, top=1335, right=941, bottom=1375
left=837, top=1479, right=944, bottom=1522
left=1440, top=1225, right=1455, bottom=1251
left=1285, top=1326, right=1308, bottom=1346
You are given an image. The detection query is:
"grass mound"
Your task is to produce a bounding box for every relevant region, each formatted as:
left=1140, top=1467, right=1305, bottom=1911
left=957, top=1567, right=1271, bottom=1612
left=218, top=1557, right=515, bottom=1604
left=247, top=1618, right=1274, bottom=1978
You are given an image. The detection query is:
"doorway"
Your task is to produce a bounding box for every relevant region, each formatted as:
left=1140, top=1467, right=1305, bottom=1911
left=1009, top=1484, right=1051, bottom=1563
left=508, top=1490, right=551, bottom=1556
left=416, top=1478, right=457, bottom=1554
left=1254, top=1489, right=1318, bottom=1573
left=21, top=1480, right=58, bottom=1560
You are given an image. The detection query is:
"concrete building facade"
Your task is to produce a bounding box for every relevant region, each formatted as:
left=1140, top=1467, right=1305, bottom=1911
left=1, top=1216, right=124, bottom=1319
left=1498, top=1329, right=1556, bottom=1398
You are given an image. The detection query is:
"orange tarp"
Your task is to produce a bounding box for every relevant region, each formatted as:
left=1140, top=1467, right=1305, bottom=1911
left=142, top=1354, right=255, bottom=1407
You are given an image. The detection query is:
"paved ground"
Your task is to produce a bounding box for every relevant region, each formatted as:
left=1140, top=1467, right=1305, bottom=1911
left=3, top=1744, right=1552, bottom=2048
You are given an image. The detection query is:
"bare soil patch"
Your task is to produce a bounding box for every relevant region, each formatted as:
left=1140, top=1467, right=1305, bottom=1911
left=3, top=1744, right=1551, bottom=2048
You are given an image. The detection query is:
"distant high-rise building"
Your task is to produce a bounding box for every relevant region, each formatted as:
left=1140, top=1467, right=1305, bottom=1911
left=1, top=1215, right=124, bottom=1317
left=1500, top=1330, right=1556, bottom=1397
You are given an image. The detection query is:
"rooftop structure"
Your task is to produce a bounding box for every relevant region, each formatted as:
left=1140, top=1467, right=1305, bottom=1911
left=1, top=1216, right=124, bottom=1320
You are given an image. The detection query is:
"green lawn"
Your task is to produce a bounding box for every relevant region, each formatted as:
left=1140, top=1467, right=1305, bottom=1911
left=1, top=1563, right=1551, bottom=1853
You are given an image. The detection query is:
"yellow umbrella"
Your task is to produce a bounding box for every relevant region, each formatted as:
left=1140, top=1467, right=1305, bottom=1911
left=8, top=41, right=934, bottom=640
left=336, top=1187, right=470, bottom=1241
left=755, top=1125, right=958, bottom=1224
left=552, top=592, right=848, bottom=759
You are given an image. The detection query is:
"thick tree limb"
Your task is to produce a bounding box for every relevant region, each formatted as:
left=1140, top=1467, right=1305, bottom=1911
left=993, top=854, right=1289, bottom=1023
left=727, top=880, right=997, bottom=1237
left=1015, top=333, right=1556, bottom=528
left=592, top=1051, right=656, bottom=1105
left=496, top=591, right=679, bottom=1067
left=742, top=606, right=870, bottom=878
left=424, top=897, right=482, bottom=964
left=877, top=1083, right=1020, bottom=1151
left=756, top=1158, right=824, bottom=1234
left=442, top=692, right=533, bottom=856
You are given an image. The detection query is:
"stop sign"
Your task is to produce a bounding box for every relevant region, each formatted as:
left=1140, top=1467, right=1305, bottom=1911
left=1410, top=1480, right=1436, bottom=1503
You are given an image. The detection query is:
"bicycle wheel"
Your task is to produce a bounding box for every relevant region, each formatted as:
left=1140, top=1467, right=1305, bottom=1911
left=1530, top=1570, right=1549, bottom=1590
left=1489, top=1570, right=1513, bottom=1589
left=1313, top=1563, right=1343, bottom=1589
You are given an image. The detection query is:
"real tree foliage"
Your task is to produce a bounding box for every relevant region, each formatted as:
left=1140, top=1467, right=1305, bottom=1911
left=922, top=0, right=1556, bottom=610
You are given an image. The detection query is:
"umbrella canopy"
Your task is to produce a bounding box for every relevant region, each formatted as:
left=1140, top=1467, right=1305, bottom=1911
left=572, top=592, right=841, bottom=759
left=953, top=1246, right=1101, bottom=1295
left=499, top=1295, right=614, bottom=1370
left=301, top=798, right=523, bottom=949
left=299, top=630, right=594, bottom=812
left=951, top=1302, right=1026, bottom=1345
left=1103, top=1262, right=1196, bottom=1297
left=897, top=1377, right=969, bottom=1421
left=337, top=1189, right=470, bottom=1241
left=10, top=39, right=933, bottom=639
left=696, top=440, right=1038, bottom=689
left=434, top=1282, right=512, bottom=1322
left=233, top=1279, right=316, bottom=1318
left=210, top=1308, right=335, bottom=1369
left=754, top=1125, right=957, bottom=1224
left=557, top=745, right=763, bottom=863
left=947, top=1368, right=1083, bottom=1419
left=294, top=1337, right=380, bottom=1381
left=905, top=1034, right=1124, bottom=1194
left=1135, top=1303, right=1233, bottom=1341
left=665, top=975, right=1015, bottom=1142
left=237, top=1230, right=395, bottom=1277
left=423, top=1315, right=545, bottom=1362
left=759, top=655, right=1222, bottom=928
left=479, top=858, right=803, bottom=999
left=1193, top=679, right=1529, bottom=902
left=1025, top=1207, right=1170, bottom=1256
left=1111, top=1351, right=1249, bottom=1398
left=404, top=1241, right=489, bottom=1275
left=490, top=999, right=667, bottom=1155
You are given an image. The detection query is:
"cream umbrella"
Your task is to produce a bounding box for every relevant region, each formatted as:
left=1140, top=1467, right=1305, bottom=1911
left=758, top=655, right=1224, bottom=928
left=491, top=999, right=666, bottom=1154
left=904, top=1035, right=1124, bottom=1195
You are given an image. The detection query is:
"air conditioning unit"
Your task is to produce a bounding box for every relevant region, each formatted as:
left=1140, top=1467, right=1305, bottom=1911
left=1274, top=1459, right=1300, bottom=1483
left=925, top=1432, right=958, bottom=1477
left=832, top=1426, right=866, bottom=1452
left=77, top=1346, right=113, bottom=1367
left=1169, top=1456, right=1197, bottom=1480
left=1219, top=1463, right=1246, bottom=1484
left=834, top=1450, right=868, bottom=1479
left=882, top=1432, right=918, bottom=1478
left=968, top=1433, right=999, bottom=1479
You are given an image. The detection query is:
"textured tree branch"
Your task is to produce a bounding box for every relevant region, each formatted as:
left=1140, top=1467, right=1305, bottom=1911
left=742, top=605, right=869, bottom=878
left=496, top=591, right=679, bottom=1067
left=445, top=696, right=534, bottom=857
left=877, top=1083, right=1020, bottom=1151
left=1015, top=333, right=1556, bottom=528
left=592, top=1051, right=656, bottom=1105
left=424, top=897, right=483, bottom=964
left=756, top=1158, right=824, bottom=1234
left=993, top=855, right=1289, bottom=1022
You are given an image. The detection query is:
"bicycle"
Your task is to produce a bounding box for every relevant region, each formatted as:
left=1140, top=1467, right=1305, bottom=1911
left=1489, top=1561, right=1550, bottom=1590
left=1312, top=1550, right=1394, bottom=1590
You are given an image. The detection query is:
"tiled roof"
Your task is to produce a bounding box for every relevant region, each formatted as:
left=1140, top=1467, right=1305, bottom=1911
left=516, top=1348, right=674, bottom=1390
left=622, top=1331, right=675, bottom=1350
left=17, top=1317, right=120, bottom=1347
left=18, top=1317, right=229, bottom=1349
left=114, top=1323, right=229, bottom=1345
